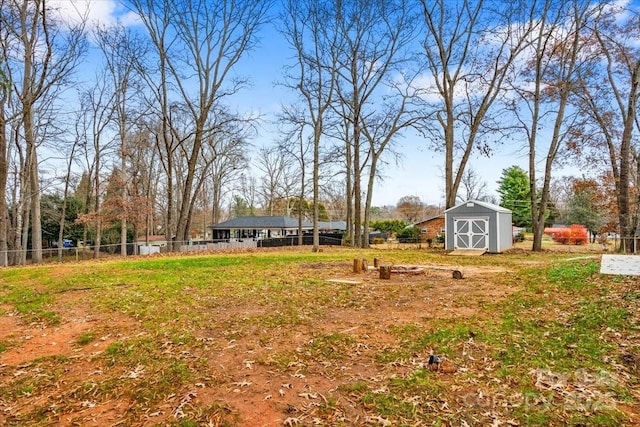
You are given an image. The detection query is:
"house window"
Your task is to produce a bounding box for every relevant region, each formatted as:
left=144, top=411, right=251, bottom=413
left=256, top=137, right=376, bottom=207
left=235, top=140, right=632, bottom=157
left=421, top=227, right=427, bottom=233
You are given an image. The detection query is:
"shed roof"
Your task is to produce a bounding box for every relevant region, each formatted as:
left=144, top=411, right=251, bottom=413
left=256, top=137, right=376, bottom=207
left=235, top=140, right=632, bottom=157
left=444, top=200, right=511, bottom=214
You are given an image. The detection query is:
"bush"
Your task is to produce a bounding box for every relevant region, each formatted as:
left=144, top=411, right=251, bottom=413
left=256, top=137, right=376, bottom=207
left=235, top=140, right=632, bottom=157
left=513, top=232, right=525, bottom=242
left=397, top=226, right=420, bottom=240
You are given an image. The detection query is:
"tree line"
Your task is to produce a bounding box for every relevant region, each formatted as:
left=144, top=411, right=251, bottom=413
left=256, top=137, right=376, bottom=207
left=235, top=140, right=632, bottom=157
left=0, top=0, right=639, bottom=265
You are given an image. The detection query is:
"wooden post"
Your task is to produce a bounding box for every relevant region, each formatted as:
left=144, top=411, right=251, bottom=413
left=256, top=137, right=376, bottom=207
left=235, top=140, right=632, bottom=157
left=374, top=257, right=380, bottom=267
left=379, top=265, right=392, bottom=280
left=361, top=259, right=368, bottom=271
left=353, top=258, right=362, bottom=273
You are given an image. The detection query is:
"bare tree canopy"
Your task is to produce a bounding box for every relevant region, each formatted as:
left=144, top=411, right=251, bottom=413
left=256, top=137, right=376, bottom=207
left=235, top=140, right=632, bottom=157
left=129, top=0, right=270, bottom=245
left=419, top=0, right=533, bottom=209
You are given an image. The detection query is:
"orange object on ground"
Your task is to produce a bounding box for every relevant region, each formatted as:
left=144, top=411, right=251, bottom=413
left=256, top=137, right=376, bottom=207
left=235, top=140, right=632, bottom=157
left=543, top=224, right=588, bottom=245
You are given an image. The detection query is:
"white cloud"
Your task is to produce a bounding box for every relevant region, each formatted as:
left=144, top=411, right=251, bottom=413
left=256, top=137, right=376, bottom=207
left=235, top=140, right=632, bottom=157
left=49, top=0, right=140, bottom=31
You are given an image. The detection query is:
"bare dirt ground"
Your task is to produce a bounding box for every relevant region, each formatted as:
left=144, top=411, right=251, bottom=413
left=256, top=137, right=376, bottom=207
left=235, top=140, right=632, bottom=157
left=0, top=258, right=520, bottom=426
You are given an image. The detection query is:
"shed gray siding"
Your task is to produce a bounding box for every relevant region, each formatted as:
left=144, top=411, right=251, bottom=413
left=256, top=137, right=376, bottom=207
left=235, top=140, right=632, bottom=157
left=445, top=200, right=513, bottom=253
left=496, top=211, right=513, bottom=252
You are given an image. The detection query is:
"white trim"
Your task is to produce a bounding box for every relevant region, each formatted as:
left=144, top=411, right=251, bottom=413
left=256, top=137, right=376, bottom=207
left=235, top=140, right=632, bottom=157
left=453, top=217, right=489, bottom=250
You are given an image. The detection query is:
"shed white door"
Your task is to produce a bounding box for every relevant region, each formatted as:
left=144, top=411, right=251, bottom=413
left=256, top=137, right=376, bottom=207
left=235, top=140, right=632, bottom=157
left=454, top=218, right=489, bottom=250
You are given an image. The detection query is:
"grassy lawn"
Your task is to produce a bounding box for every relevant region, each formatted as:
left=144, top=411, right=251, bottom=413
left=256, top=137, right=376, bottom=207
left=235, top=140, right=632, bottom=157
left=0, top=247, right=638, bottom=426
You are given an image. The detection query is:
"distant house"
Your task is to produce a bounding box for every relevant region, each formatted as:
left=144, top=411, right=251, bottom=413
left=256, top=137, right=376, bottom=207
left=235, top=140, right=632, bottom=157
left=318, top=220, right=347, bottom=233
left=209, top=216, right=346, bottom=241
left=135, top=235, right=169, bottom=246
left=414, top=214, right=445, bottom=243
left=135, top=235, right=169, bottom=255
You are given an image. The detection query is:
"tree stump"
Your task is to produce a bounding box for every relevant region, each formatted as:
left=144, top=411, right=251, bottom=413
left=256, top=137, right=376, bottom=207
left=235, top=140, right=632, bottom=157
left=452, top=270, right=464, bottom=279
left=379, top=265, right=392, bottom=280
left=353, top=258, right=367, bottom=273
left=374, top=258, right=381, bottom=267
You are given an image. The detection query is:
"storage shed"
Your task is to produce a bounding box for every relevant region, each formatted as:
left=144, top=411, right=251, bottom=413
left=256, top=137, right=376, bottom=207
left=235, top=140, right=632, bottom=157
left=444, top=200, right=513, bottom=253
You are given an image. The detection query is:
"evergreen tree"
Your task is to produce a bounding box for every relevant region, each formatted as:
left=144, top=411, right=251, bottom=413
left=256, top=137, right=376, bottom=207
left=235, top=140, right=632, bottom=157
left=497, top=166, right=531, bottom=228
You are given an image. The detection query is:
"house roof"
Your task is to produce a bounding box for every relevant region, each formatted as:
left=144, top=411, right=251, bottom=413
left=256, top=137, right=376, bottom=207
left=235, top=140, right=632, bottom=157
left=444, top=199, right=511, bottom=214
left=413, top=214, right=444, bottom=226
left=318, top=220, right=347, bottom=231
left=210, top=216, right=302, bottom=229
left=210, top=216, right=347, bottom=231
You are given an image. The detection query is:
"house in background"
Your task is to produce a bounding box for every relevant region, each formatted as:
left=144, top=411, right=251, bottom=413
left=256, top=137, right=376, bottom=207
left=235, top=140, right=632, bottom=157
left=135, top=235, right=169, bottom=255
left=209, top=216, right=346, bottom=242
left=210, top=216, right=301, bottom=240
left=414, top=214, right=445, bottom=243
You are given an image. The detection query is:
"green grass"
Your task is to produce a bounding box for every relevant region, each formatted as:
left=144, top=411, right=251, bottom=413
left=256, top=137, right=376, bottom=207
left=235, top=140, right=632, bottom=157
left=307, top=332, right=355, bottom=360
left=0, top=248, right=637, bottom=426
left=77, top=331, right=95, bottom=346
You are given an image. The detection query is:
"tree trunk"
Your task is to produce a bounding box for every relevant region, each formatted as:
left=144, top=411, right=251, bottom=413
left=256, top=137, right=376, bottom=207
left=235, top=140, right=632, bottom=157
left=352, top=105, right=363, bottom=247
left=617, top=112, right=634, bottom=252
left=121, top=150, right=127, bottom=256
left=93, top=154, right=102, bottom=259
left=444, top=107, right=456, bottom=209
left=312, top=124, right=321, bottom=252
left=363, top=155, right=381, bottom=249
left=0, top=97, right=7, bottom=266
left=24, top=102, right=42, bottom=264
left=57, top=146, right=76, bottom=262
left=345, top=134, right=353, bottom=246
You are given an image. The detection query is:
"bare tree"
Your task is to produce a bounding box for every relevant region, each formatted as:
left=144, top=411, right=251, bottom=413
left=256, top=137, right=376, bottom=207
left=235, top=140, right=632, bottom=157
left=360, top=79, right=424, bottom=247
left=277, top=103, right=313, bottom=243
left=327, top=0, right=420, bottom=248
left=56, top=132, right=81, bottom=262
left=94, top=24, right=147, bottom=256
left=573, top=5, right=640, bottom=252
left=0, top=61, right=9, bottom=266
left=510, top=0, right=596, bottom=251
left=75, top=72, right=117, bottom=260
left=396, top=195, right=425, bottom=223
left=0, top=0, right=86, bottom=263
left=456, top=166, right=488, bottom=203
left=255, top=145, right=300, bottom=216
left=123, top=128, right=157, bottom=248
left=420, top=0, right=531, bottom=209
left=281, top=0, right=341, bottom=251
left=208, top=133, right=249, bottom=225
left=130, top=0, right=270, bottom=248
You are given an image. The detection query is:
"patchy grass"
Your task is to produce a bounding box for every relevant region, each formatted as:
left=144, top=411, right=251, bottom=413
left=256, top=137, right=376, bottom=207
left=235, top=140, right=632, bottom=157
left=0, top=248, right=638, bottom=426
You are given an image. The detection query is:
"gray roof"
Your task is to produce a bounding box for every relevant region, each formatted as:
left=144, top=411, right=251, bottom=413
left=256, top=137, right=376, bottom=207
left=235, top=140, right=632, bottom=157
left=318, top=220, right=347, bottom=231
left=444, top=200, right=511, bottom=214
left=210, top=216, right=347, bottom=231
left=210, top=216, right=303, bottom=229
